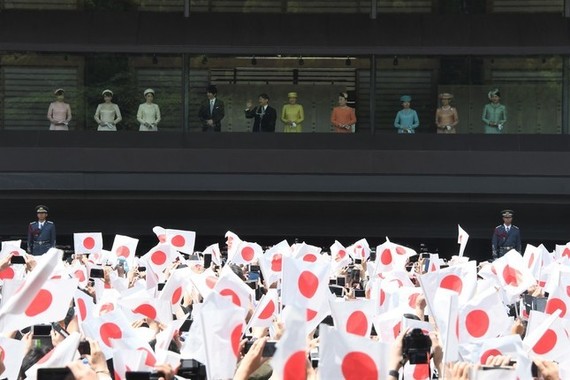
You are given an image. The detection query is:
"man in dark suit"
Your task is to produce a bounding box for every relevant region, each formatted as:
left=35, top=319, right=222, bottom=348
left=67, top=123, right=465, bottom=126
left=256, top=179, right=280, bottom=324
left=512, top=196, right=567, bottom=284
left=27, top=205, right=56, bottom=255
left=491, top=209, right=521, bottom=260
left=198, top=85, right=225, bottom=132
left=244, top=93, right=277, bottom=132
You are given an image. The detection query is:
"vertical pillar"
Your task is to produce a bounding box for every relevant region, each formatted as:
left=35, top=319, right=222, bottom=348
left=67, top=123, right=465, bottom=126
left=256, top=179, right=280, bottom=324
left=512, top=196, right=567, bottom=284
left=370, top=0, right=377, bottom=19
left=182, top=53, right=190, bottom=134
left=563, top=56, right=570, bottom=134
left=370, top=54, right=377, bottom=134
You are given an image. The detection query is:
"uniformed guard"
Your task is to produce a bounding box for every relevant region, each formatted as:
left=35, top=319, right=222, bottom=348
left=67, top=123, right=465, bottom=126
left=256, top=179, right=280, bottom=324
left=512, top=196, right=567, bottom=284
left=491, top=209, right=521, bottom=260
left=27, top=205, right=56, bottom=255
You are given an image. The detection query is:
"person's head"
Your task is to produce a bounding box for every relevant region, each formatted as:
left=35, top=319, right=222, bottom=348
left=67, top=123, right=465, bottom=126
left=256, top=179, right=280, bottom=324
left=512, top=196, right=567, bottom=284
left=287, top=92, right=298, bottom=105
left=206, top=85, right=217, bottom=100
left=102, top=89, right=113, bottom=102
left=501, top=209, right=514, bottom=225
left=338, top=92, right=348, bottom=106
left=36, top=205, right=48, bottom=222
left=439, top=93, right=453, bottom=106
left=53, top=88, right=65, bottom=101
left=143, top=88, right=155, bottom=103
left=488, top=88, right=501, bottom=104
left=400, top=95, right=412, bottom=108
left=258, top=93, right=269, bottom=106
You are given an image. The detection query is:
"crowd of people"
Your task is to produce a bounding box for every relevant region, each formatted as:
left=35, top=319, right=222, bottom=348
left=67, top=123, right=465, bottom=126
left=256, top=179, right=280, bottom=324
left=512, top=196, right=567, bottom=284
left=0, top=204, right=567, bottom=380
left=46, top=85, right=509, bottom=134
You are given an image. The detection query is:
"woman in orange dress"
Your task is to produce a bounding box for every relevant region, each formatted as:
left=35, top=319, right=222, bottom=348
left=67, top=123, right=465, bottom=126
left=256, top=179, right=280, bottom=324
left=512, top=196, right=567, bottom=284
left=330, top=92, right=356, bottom=133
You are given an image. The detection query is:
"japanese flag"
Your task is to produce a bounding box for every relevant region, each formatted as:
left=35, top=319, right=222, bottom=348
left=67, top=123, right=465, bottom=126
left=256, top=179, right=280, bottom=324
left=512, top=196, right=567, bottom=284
left=213, top=265, right=253, bottom=310
left=458, top=224, right=469, bottom=257
left=165, top=228, right=196, bottom=255
left=292, top=242, right=323, bottom=263
left=544, top=271, right=570, bottom=318
left=158, top=267, right=191, bottom=309
left=281, top=255, right=331, bottom=309
left=493, top=250, right=537, bottom=303
left=319, top=324, right=388, bottom=380
left=69, top=264, right=88, bottom=287
left=199, top=293, right=247, bottom=380
left=475, top=334, right=530, bottom=379
left=203, top=243, right=222, bottom=266
left=74, top=232, right=103, bottom=255
left=118, top=296, right=172, bottom=325
left=0, top=243, right=26, bottom=259
left=259, top=240, right=291, bottom=287
left=419, top=261, right=477, bottom=306
left=330, top=240, right=351, bottom=272
left=396, top=286, right=425, bottom=316
left=458, top=287, right=511, bottom=343
left=555, top=242, right=570, bottom=262
left=74, top=288, right=96, bottom=326
left=111, top=234, right=139, bottom=268
left=225, top=230, right=242, bottom=260
left=375, top=239, right=408, bottom=274
left=329, top=298, right=375, bottom=337
left=112, top=349, right=146, bottom=380
left=111, top=336, right=158, bottom=371
left=81, top=310, right=137, bottom=358
left=188, top=267, right=218, bottom=299
left=152, top=226, right=167, bottom=243
left=373, top=308, right=406, bottom=344
left=25, top=332, right=81, bottom=380
left=247, top=289, right=279, bottom=329
left=0, top=336, right=26, bottom=380
left=347, top=238, right=371, bottom=261
left=524, top=309, right=569, bottom=362
left=141, top=243, right=174, bottom=275
left=229, top=240, right=262, bottom=265
left=271, top=306, right=309, bottom=380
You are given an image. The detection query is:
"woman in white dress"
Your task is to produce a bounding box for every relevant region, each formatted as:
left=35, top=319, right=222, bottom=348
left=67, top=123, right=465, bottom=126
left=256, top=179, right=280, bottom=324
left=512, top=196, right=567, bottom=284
left=94, top=89, right=122, bottom=131
left=137, top=88, right=161, bottom=132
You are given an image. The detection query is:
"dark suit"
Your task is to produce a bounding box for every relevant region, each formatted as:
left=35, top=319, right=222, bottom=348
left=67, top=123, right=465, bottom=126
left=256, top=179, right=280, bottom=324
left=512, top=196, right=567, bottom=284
left=27, top=220, right=56, bottom=255
left=198, top=98, right=225, bottom=132
left=245, top=105, right=277, bottom=132
left=491, top=224, right=521, bottom=259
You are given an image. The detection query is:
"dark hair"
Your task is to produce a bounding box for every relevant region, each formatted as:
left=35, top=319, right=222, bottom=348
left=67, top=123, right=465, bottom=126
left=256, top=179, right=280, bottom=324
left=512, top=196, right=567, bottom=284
left=339, top=92, right=348, bottom=99
left=229, top=263, right=246, bottom=281
left=259, top=93, right=269, bottom=100
left=206, top=85, right=217, bottom=95
left=19, top=346, right=53, bottom=379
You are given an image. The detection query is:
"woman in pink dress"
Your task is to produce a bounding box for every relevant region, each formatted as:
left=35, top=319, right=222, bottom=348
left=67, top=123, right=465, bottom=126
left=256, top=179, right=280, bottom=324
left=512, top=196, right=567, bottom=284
left=47, top=88, right=72, bottom=131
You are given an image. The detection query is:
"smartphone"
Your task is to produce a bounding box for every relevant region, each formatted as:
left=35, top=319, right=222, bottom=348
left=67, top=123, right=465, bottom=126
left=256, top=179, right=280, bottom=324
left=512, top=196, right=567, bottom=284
left=336, top=277, right=346, bottom=287
left=33, top=324, right=52, bottom=338
left=78, top=340, right=91, bottom=355
left=138, top=266, right=146, bottom=272
left=37, top=367, right=73, bottom=379
left=157, top=283, right=166, bottom=291
left=203, top=253, right=212, bottom=268
left=248, top=264, right=260, bottom=272
left=180, top=319, right=193, bottom=332
left=354, top=259, right=362, bottom=265
left=125, top=372, right=165, bottom=380
left=244, top=340, right=277, bottom=357
left=329, top=278, right=337, bottom=286
left=248, top=271, right=261, bottom=282
left=89, top=268, right=104, bottom=278
left=423, top=258, right=431, bottom=272
left=51, top=322, right=70, bottom=338
left=354, top=289, right=366, bottom=298
left=329, top=285, right=344, bottom=297
left=10, top=255, right=26, bottom=264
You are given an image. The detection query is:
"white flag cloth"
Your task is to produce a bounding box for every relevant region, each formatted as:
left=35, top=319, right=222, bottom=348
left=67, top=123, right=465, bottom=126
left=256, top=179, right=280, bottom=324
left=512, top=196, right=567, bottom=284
left=112, top=349, right=146, bottom=380
left=74, top=288, right=96, bottom=327
left=319, top=324, right=388, bottom=380
left=259, top=240, right=291, bottom=287
left=165, top=229, right=196, bottom=255
left=111, top=336, right=158, bottom=370
left=458, top=287, right=511, bottom=343
left=199, top=293, right=246, bottom=380
left=247, top=289, right=279, bottom=329
left=225, top=230, right=242, bottom=261
left=158, top=267, right=191, bottom=308
left=202, top=243, right=222, bottom=266
left=229, top=240, right=263, bottom=265
left=458, top=224, right=469, bottom=257
left=329, top=298, right=375, bottom=337
left=330, top=240, right=351, bottom=273
left=73, top=232, right=103, bottom=255
left=188, top=268, right=218, bottom=299
left=281, top=255, right=330, bottom=309
left=419, top=261, right=477, bottom=306
left=492, top=250, right=537, bottom=304
left=118, top=296, right=172, bottom=325
left=271, top=306, right=308, bottom=380
left=140, top=243, right=174, bottom=275
left=292, top=242, right=323, bottom=263
left=213, top=265, right=253, bottom=310
left=110, top=234, right=139, bottom=269
left=524, top=310, right=570, bottom=362
left=375, top=239, right=408, bottom=274
left=25, top=332, right=81, bottom=380
left=81, top=310, right=137, bottom=358
left=545, top=270, right=570, bottom=319
left=346, top=238, right=371, bottom=261
left=0, top=336, right=26, bottom=380
left=152, top=226, right=167, bottom=243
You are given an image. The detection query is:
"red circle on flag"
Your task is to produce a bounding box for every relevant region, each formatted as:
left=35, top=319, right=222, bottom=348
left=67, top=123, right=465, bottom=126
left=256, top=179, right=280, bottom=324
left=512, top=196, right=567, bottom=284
left=74, top=269, right=86, bottom=282
left=116, top=245, right=130, bottom=258
left=528, top=252, right=535, bottom=268
left=440, top=274, right=463, bottom=294
left=338, top=249, right=347, bottom=259
left=133, top=304, right=157, bottom=320
left=220, top=288, right=241, bottom=307
left=341, top=352, right=378, bottom=380
left=0, top=267, right=15, bottom=280
left=465, top=309, right=489, bottom=338
left=283, top=350, right=307, bottom=380
left=206, top=276, right=218, bottom=289
left=258, top=300, right=275, bottom=320
left=151, top=250, right=167, bottom=265
left=241, top=246, right=255, bottom=261
left=158, top=234, right=166, bottom=243
left=380, top=249, right=393, bottom=265
left=83, top=237, right=95, bottom=250
left=137, top=347, right=157, bottom=367
left=393, top=321, right=402, bottom=338
left=396, top=246, right=406, bottom=255
left=533, top=328, right=557, bottom=355
left=563, top=247, right=570, bottom=258
left=99, top=303, right=114, bottom=315
left=306, top=308, right=318, bottom=321
left=346, top=311, right=368, bottom=336
left=545, top=298, right=567, bottom=317
left=171, top=287, right=183, bottom=305
left=298, top=271, right=319, bottom=299
left=408, top=293, right=420, bottom=309
left=171, top=235, right=186, bottom=248
left=502, top=265, right=521, bottom=286
left=25, top=289, right=52, bottom=317
left=231, top=324, right=243, bottom=358
left=100, top=322, right=122, bottom=347
left=480, top=349, right=502, bottom=365
left=38, top=349, right=54, bottom=364
left=271, top=254, right=283, bottom=272
left=77, top=297, right=87, bottom=320
left=413, top=364, right=430, bottom=380
left=303, top=254, right=318, bottom=263
left=379, top=289, right=386, bottom=306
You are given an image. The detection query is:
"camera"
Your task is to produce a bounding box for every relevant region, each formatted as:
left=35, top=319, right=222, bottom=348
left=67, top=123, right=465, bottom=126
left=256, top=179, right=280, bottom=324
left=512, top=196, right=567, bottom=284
left=402, top=328, right=432, bottom=364
left=178, top=359, right=207, bottom=380
left=125, top=371, right=165, bottom=380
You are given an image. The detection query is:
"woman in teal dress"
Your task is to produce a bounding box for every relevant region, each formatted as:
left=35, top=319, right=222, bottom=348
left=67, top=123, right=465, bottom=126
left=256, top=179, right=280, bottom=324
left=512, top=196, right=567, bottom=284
left=482, top=88, right=507, bottom=134
left=394, top=95, right=419, bottom=133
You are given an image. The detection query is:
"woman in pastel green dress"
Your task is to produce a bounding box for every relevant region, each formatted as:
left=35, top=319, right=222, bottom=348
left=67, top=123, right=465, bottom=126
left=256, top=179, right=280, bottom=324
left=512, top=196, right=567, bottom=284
left=281, top=92, right=304, bottom=133
left=482, top=88, right=507, bottom=134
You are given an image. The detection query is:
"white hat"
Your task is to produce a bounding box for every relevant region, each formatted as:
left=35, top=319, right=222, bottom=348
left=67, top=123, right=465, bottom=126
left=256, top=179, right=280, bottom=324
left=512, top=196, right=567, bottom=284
left=144, top=88, right=155, bottom=96
left=102, top=89, right=113, bottom=96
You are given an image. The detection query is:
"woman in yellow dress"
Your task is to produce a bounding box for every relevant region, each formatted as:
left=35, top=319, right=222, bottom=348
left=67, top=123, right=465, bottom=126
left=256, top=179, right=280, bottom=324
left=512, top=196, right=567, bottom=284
left=281, top=92, right=304, bottom=133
